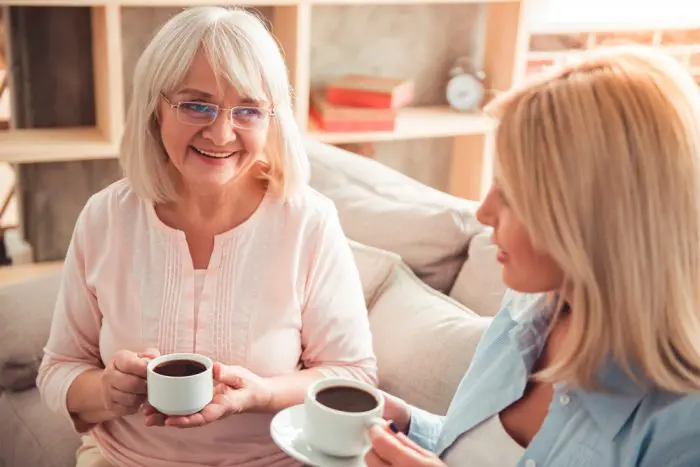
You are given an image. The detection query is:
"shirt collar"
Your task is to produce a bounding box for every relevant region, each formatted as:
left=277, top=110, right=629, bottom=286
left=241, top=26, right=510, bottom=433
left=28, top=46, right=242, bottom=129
left=572, top=359, right=649, bottom=439
left=506, top=291, right=649, bottom=439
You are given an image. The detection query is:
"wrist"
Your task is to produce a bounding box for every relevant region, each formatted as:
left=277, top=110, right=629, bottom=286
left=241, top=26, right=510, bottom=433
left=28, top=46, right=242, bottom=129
left=255, top=377, right=275, bottom=413
left=394, top=400, right=412, bottom=434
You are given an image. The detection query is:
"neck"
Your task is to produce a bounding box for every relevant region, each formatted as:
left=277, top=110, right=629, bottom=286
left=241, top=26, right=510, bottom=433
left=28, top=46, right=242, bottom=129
left=163, top=171, right=265, bottom=235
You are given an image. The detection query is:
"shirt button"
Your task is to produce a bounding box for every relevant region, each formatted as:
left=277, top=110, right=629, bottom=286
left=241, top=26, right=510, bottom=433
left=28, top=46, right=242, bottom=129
left=525, top=460, right=537, bottom=467
left=560, top=393, right=571, bottom=406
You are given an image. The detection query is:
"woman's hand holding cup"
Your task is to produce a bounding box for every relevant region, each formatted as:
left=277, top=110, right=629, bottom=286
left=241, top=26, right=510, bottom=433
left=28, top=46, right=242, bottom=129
left=101, top=348, right=160, bottom=416
left=379, top=390, right=412, bottom=434
left=144, top=362, right=272, bottom=428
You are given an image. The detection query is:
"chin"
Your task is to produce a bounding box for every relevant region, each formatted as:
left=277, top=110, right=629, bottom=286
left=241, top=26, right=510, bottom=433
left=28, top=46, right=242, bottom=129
left=502, top=272, right=560, bottom=294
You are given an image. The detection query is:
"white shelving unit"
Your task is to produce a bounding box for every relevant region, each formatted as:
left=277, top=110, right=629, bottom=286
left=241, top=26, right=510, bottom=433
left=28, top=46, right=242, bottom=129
left=0, top=0, right=528, bottom=200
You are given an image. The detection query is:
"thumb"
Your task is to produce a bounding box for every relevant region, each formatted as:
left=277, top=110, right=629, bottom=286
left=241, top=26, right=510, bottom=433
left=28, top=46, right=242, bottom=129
left=138, top=348, right=160, bottom=360
left=214, top=363, right=245, bottom=388
left=394, top=432, right=434, bottom=457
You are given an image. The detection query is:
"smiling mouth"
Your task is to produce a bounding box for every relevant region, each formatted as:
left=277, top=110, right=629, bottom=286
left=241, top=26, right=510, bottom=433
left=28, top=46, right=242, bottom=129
left=190, top=146, right=241, bottom=159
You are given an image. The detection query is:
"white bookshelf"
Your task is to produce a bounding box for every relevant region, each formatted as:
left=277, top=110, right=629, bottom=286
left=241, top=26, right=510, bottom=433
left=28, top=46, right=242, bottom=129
left=0, top=0, right=528, bottom=200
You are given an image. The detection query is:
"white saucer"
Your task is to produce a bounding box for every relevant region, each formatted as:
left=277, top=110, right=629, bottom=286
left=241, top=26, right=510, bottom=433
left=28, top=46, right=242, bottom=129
left=270, top=404, right=367, bottom=467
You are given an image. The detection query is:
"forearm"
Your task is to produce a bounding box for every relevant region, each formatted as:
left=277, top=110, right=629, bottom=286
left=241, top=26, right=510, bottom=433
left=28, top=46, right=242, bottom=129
left=264, top=368, right=325, bottom=412
left=66, top=368, right=120, bottom=424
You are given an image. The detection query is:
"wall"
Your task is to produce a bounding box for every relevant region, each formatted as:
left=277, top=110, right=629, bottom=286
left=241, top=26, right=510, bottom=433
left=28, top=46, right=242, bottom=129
left=527, top=0, right=700, bottom=32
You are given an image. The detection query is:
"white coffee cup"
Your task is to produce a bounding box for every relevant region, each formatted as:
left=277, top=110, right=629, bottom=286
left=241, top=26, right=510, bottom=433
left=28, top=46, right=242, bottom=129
left=146, top=353, right=214, bottom=416
left=303, top=377, right=385, bottom=457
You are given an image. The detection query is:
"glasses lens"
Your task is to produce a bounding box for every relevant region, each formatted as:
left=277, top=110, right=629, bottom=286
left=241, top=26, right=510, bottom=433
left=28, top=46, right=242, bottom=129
left=178, top=102, right=218, bottom=125
left=230, top=107, right=268, bottom=129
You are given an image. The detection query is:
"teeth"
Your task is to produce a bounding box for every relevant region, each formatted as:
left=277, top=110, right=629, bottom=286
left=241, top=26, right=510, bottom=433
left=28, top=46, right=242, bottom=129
left=192, top=146, right=235, bottom=158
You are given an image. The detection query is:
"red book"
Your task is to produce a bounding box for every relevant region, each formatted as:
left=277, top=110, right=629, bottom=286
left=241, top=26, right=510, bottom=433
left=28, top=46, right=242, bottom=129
left=310, top=91, right=397, bottom=132
left=326, top=74, right=414, bottom=109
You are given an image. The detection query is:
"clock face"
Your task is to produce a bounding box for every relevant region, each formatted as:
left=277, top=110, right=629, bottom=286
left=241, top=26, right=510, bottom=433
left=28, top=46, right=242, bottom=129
left=446, top=74, right=485, bottom=112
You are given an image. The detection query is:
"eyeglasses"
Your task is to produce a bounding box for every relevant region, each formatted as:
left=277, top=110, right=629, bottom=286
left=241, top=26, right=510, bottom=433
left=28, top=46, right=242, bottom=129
left=160, top=94, right=275, bottom=130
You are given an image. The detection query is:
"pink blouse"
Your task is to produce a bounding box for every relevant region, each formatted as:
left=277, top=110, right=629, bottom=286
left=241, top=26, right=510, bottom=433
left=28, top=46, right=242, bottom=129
left=37, top=179, right=377, bottom=466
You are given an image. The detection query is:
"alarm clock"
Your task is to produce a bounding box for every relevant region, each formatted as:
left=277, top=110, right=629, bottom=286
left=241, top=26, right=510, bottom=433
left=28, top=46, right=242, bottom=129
left=446, top=57, right=486, bottom=112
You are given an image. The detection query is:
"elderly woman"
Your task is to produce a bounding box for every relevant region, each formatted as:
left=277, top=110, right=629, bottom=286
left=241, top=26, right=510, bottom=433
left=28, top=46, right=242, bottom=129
left=368, top=49, right=700, bottom=466
left=37, top=6, right=376, bottom=467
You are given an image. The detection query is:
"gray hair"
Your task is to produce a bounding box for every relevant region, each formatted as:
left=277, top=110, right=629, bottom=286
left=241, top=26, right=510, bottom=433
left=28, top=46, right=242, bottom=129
left=120, top=6, right=309, bottom=202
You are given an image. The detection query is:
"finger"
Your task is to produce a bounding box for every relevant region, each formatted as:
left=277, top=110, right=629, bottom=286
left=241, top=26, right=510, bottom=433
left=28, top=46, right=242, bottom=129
left=394, top=432, right=435, bottom=456
left=114, top=352, right=149, bottom=378
left=141, top=403, right=158, bottom=416
left=369, top=425, right=425, bottom=464
left=164, top=400, right=228, bottom=428
left=214, top=363, right=244, bottom=388
left=365, top=450, right=391, bottom=467
left=138, top=348, right=160, bottom=360
left=111, top=387, right=145, bottom=408
left=111, top=374, right=148, bottom=395
left=165, top=412, right=206, bottom=428
left=145, top=412, right=166, bottom=427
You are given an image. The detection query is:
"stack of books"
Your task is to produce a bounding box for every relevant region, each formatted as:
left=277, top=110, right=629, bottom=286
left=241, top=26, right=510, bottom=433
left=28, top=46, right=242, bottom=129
left=310, top=74, right=415, bottom=133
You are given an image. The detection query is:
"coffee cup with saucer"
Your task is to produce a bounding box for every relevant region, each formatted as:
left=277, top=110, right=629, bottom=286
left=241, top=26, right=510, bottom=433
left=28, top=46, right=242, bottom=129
left=270, top=377, right=386, bottom=466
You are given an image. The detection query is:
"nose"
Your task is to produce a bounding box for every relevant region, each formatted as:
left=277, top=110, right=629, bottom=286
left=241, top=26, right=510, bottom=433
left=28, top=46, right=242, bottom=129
left=201, top=111, right=237, bottom=146
left=476, top=188, right=496, bottom=227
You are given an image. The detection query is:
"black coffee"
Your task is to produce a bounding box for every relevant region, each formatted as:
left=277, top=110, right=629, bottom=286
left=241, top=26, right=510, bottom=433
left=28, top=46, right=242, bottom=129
left=153, top=359, right=206, bottom=377
left=315, top=386, right=378, bottom=413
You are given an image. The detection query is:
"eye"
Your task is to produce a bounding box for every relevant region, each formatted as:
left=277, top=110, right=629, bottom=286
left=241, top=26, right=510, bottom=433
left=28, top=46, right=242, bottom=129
left=232, top=107, right=264, bottom=121
left=181, top=102, right=217, bottom=115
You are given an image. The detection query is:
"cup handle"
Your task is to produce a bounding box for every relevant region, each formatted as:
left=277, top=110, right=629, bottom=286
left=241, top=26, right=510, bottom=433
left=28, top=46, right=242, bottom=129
left=367, top=417, right=387, bottom=429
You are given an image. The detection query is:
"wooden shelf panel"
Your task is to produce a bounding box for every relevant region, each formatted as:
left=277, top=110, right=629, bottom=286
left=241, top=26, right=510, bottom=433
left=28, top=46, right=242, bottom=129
left=307, top=106, right=496, bottom=144
left=0, top=128, right=117, bottom=163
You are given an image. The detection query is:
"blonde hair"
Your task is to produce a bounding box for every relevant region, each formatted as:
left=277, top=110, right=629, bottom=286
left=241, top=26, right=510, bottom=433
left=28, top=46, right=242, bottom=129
left=120, top=6, right=309, bottom=203
left=487, top=47, right=700, bottom=393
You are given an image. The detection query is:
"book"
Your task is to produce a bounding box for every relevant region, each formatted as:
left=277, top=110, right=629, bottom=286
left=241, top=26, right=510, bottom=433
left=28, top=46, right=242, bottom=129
left=325, top=74, right=414, bottom=109
left=309, top=91, right=397, bottom=132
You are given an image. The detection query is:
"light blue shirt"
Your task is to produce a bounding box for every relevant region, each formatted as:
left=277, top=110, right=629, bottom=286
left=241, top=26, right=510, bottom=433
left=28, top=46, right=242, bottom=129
left=408, top=290, right=700, bottom=467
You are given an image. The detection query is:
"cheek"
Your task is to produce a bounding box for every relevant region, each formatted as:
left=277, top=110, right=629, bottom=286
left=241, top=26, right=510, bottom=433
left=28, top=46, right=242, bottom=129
left=501, top=223, right=564, bottom=293
left=241, top=123, right=270, bottom=154
left=160, top=117, right=199, bottom=156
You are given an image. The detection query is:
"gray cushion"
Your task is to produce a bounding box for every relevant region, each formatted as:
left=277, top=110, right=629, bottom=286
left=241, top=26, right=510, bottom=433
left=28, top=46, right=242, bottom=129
left=305, top=138, right=484, bottom=293
left=0, top=269, right=62, bottom=391
left=0, top=388, right=79, bottom=467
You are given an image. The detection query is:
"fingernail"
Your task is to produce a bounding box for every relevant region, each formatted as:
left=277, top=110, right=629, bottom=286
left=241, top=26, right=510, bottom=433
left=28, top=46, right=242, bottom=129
left=388, top=421, right=399, bottom=434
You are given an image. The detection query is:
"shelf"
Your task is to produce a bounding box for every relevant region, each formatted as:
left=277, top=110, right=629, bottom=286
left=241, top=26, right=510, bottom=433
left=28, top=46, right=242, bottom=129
left=0, top=128, right=117, bottom=163
left=307, top=106, right=496, bottom=144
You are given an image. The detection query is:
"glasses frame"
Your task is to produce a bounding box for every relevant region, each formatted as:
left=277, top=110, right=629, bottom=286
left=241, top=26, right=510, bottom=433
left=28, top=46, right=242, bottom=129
left=159, top=93, right=275, bottom=129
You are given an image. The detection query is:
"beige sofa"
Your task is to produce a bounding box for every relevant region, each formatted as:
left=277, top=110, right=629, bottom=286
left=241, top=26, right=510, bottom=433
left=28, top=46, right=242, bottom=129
left=0, top=140, right=506, bottom=467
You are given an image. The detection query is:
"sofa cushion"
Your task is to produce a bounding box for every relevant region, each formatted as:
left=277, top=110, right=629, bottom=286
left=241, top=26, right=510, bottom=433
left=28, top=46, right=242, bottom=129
left=0, top=388, right=80, bottom=467
left=0, top=269, right=62, bottom=391
left=368, top=260, right=491, bottom=415
left=449, top=230, right=506, bottom=316
left=349, top=240, right=402, bottom=310
left=305, top=138, right=484, bottom=293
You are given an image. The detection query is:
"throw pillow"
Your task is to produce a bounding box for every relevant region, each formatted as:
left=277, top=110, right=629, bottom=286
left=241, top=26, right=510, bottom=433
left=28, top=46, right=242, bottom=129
left=305, top=138, right=485, bottom=293
left=449, top=230, right=506, bottom=316
left=368, top=260, right=492, bottom=415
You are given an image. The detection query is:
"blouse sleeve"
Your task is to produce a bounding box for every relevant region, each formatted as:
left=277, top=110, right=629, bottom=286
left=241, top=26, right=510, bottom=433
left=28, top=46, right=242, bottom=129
left=407, top=406, right=445, bottom=452
left=36, top=197, right=104, bottom=431
left=298, top=203, right=378, bottom=385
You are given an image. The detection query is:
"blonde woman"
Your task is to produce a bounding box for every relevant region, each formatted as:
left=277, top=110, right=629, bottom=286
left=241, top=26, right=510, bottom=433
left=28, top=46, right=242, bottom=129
left=37, top=6, right=376, bottom=467
left=367, top=48, right=700, bottom=466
